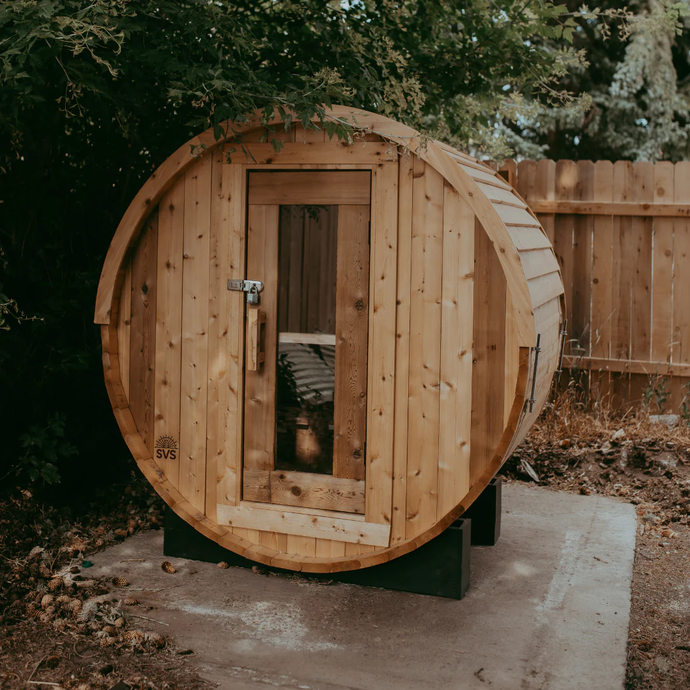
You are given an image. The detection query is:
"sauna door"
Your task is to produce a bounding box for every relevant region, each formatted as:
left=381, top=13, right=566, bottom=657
left=242, top=171, right=371, bottom=515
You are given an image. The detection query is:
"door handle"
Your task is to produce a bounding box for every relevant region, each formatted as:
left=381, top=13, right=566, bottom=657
left=246, top=307, right=266, bottom=371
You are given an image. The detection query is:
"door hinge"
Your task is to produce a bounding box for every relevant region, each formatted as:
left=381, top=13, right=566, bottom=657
left=525, top=333, right=542, bottom=414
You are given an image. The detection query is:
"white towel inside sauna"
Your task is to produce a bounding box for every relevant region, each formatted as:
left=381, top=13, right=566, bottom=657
left=278, top=341, right=336, bottom=402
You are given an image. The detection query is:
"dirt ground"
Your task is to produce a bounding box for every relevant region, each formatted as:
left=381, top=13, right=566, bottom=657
left=0, top=476, right=209, bottom=689
left=2, top=401, right=690, bottom=689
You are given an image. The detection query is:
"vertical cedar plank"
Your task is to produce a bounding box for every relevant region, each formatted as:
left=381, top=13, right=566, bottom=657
left=299, top=208, right=310, bottom=332
left=554, top=161, right=577, bottom=353
left=346, top=543, right=375, bottom=556
left=305, top=210, right=321, bottom=332
left=405, top=158, right=442, bottom=540
left=219, top=163, right=247, bottom=506
left=333, top=205, right=370, bottom=479
left=315, top=538, right=345, bottom=558
left=287, top=207, right=304, bottom=333
left=590, top=162, right=614, bottom=403
left=504, top=293, right=519, bottom=424
left=652, top=162, right=674, bottom=364
left=470, top=221, right=506, bottom=486
left=391, top=154, right=413, bottom=544
left=317, top=208, right=330, bottom=331
left=325, top=208, right=338, bottom=334
left=286, top=535, right=316, bottom=557
left=179, top=157, right=212, bottom=512
left=366, top=162, right=398, bottom=528
left=260, top=531, right=288, bottom=553
left=572, top=161, right=594, bottom=357
left=154, top=179, right=185, bottom=485
left=438, top=184, right=474, bottom=518
left=117, top=265, right=132, bottom=401
left=631, top=163, right=653, bottom=362
left=243, top=205, right=280, bottom=500
left=129, top=214, right=158, bottom=455
left=211, top=164, right=247, bottom=506
left=673, top=163, right=690, bottom=409
left=206, top=154, right=239, bottom=519
left=277, top=206, right=291, bottom=333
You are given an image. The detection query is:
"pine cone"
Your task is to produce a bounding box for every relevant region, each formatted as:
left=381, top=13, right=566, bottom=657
left=123, top=630, right=145, bottom=645
left=146, top=632, right=165, bottom=649
left=114, top=617, right=126, bottom=629
left=112, top=577, right=129, bottom=588
left=101, top=625, right=115, bottom=635
left=40, top=594, right=54, bottom=609
left=47, top=577, right=62, bottom=592
left=55, top=595, right=71, bottom=607
left=161, top=561, right=176, bottom=574
left=123, top=597, right=139, bottom=606
left=217, top=562, right=229, bottom=569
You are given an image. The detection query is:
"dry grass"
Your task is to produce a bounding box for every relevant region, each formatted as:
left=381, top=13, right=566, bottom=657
left=529, top=375, right=690, bottom=452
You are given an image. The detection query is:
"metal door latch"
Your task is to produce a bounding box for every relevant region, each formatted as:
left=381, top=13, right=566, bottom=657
left=227, top=279, right=264, bottom=304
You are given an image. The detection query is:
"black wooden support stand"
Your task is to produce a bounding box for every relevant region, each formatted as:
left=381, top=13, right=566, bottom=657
left=463, top=476, right=502, bottom=546
left=163, top=476, right=502, bottom=601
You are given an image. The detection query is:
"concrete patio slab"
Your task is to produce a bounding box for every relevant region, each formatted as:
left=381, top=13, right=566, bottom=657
left=86, top=484, right=636, bottom=690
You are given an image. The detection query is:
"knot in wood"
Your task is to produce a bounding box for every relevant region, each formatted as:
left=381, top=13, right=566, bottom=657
left=291, top=486, right=302, bottom=497
left=355, top=299, right=365, bottom=311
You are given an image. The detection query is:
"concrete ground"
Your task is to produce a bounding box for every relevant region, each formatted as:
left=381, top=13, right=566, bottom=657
left=87, top=484, right=636, bottom=690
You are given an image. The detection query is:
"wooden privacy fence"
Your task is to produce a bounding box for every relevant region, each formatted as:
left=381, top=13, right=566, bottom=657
left=499, top=159, right=690, bottom=411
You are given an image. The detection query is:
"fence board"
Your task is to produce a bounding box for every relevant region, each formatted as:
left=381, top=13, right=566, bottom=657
left=572, top=161, right=594, bottom=357
left=536, top=160, right=556, bottom=245
left=555, top=161, right=577, bottom=353
left=630, top=162, right=653, bottom=362
left=652, top=162, right=674, bottom=364
left=673, top=162, right=690, bottom=411
left=503, top=158, right=690, bottom=413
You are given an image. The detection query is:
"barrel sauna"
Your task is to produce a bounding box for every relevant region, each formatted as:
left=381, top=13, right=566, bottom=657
left=95, top=106, right=564, bottom=573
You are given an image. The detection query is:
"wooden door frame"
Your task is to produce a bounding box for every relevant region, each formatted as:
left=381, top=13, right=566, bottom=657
left=218, top=161, right=398, bottom=547
left=242, top=171, right=371, bottom=515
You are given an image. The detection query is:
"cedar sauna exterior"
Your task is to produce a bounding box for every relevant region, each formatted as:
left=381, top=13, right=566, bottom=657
left=95, top=107, right=564, bottom=573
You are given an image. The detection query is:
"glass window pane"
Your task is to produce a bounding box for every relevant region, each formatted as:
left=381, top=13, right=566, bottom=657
left=275, top=206, right=337, bottom=475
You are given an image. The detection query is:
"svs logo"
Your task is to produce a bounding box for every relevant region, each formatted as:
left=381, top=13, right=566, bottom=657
left=155, top=435, right=178, bottom=461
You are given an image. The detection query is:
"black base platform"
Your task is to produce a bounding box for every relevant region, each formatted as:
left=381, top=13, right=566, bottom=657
left=164, top=477, right=502, bottom=600
left=464, top=476, right=502, bottom=546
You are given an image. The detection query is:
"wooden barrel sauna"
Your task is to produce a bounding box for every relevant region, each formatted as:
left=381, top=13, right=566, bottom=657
left=95, top=106, right=565, bottom=573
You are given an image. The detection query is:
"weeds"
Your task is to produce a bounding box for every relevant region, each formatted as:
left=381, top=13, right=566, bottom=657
left=642, top=375, right=670, bottom=414
left=530, top=372, right=690, bottom=452
left=681, top=382, right=690, bottom=428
